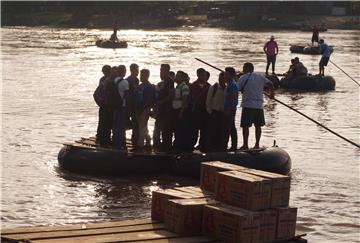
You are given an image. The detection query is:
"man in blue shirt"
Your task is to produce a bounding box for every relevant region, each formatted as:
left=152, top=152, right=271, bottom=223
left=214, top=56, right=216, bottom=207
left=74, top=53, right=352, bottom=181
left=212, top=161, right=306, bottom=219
left=223, top=67, right=238, bottom=151
left=319, top=39, right=331, bottom=76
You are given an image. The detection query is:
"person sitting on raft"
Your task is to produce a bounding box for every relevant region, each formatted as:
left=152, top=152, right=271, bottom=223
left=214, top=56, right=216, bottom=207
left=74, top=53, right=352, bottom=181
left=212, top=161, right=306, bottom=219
left=292, top=57, right=308, bottom=77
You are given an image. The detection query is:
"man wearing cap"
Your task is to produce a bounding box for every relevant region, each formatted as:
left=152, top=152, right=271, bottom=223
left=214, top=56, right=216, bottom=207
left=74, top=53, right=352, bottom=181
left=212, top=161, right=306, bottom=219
left=263, top=35, right=279, bottom=75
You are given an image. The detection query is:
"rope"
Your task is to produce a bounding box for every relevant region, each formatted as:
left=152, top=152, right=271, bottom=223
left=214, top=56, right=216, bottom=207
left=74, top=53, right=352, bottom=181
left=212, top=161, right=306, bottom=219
left=329, top=60, right=360, bottom=87
left=195, top=57, right=360, bottom=149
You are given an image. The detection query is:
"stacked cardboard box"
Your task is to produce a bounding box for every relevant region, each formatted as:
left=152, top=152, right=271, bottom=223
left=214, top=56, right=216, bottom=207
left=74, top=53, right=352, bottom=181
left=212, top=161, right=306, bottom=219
left=151, top=188, right=208, bottom=220
left=164, top=198, right=215, bottom=235
left=151, top=161, right=298, bottom=242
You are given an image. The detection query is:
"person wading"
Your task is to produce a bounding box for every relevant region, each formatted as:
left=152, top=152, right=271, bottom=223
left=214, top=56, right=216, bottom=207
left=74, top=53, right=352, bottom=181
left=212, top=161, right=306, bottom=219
left=263, top=35, right=279, bottom=75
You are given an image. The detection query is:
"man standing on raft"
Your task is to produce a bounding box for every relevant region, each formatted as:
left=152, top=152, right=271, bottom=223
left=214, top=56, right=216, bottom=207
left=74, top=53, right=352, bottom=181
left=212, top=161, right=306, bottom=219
left=237, top=62, right=275, bottom=150
left=318, top=39, right=331, bottom=76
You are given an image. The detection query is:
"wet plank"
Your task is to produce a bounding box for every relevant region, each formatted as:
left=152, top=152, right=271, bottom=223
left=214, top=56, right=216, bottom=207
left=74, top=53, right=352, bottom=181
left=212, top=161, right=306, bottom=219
left=2, top=223, right=164, bottom=241
left=1, top=218, right=156, bottom=234
left=2, top=218, right=306, bottom=243
left=29, top=229, right=180, bottom=243
left=134, top=237, right=221, bottom=243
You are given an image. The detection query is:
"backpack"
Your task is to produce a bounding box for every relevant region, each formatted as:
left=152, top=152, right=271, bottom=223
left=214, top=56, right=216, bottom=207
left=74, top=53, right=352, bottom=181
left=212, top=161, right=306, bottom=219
left=93, top=83, right=106, bottom=107
left=106, top=78, right=123, bottom=109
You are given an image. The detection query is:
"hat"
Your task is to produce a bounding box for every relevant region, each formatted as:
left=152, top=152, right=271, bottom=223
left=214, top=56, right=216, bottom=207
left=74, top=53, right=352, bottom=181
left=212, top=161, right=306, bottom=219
left=270, top=35, right=275, bottom=39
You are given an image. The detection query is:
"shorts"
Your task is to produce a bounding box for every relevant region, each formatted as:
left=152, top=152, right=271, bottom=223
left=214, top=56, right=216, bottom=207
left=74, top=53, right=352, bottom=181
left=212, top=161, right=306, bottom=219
left=319, top=57, right=329, bottom=67
left=240, top=108, right=265, bottom=127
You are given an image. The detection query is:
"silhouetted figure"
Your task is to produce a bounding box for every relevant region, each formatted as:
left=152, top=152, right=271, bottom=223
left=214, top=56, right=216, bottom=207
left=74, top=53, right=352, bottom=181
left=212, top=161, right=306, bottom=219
left=126, top=63, right=140, bottom=148
left=311, top=25, right=319, bottom=46
left=135, top=69, right=155, bottom=150
left=94, top=65, right=112, bottom=148
left=205, top=72, right=226, bottom=152
left=223, top=67, right=238, bottom=151
left=189, top=68, right=210, bottom=151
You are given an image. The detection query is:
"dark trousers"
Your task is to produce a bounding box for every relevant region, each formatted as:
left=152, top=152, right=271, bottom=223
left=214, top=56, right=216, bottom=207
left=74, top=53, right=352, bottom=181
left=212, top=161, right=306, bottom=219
left=112, top=107, right=128, bottom=150
left=158, top=112, right=174, bottom=152
left=190, top=108, right=208, bottom=150
left=96, top=107, right=113, bottom=146
left=204, top=110, right=227, bottom=152
left=266, top=55, right=276, bottom=73
left=224, top=110, right=237, bottom=150
left=130, top=114, right=139, bottom=147
left=173, top=109, right=192, bottom=151
left=153, top=118, right=161, bottom=148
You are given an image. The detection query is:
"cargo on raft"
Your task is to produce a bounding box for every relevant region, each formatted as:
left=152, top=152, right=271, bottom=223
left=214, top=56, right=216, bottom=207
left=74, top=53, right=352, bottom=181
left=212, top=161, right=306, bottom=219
left=58, top=137, right=291, bottom=177
left=95, top=39, right=128, bottom=48
left=289, top=44, right=334, bottom=55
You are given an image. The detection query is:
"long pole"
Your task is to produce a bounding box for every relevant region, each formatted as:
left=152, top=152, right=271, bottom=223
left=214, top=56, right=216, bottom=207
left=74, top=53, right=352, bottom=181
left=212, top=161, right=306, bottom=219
left=329, top=60, right=360, bottom=87
left=195, top=57, right=360, bottom=149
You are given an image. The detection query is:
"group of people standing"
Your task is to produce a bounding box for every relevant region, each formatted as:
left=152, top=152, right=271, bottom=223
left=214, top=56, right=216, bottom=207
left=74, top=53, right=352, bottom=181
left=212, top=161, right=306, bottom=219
left=94, top=62, right=275, bottom=153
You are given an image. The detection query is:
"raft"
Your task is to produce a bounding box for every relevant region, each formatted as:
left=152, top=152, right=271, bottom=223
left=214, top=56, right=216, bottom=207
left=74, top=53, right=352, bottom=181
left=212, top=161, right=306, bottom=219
left=95, top=39, right=128, bottom=49
left=290, top=45, right=334, bottom=55
left=58, top=138, right=291, bottom=177
left=279, top=75, right=336, bottom=91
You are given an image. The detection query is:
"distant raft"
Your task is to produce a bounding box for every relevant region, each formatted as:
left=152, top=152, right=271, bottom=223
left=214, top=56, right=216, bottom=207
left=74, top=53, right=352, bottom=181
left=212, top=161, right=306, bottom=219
left=279, top=75, right=336, bottom=91
left=96, top=39, right=128, bottom=49
left=290, top=45, right=334, bottom=55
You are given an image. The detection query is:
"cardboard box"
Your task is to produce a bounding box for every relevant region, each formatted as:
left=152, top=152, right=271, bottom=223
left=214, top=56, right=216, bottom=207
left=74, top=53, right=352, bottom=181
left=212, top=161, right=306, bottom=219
left=276, top=207, right=297, bottom=240
left=164, top=198, right=215, bottom=235
left=151, top=189, right=203, bottom=221
left=202, top=204, right=261, bottom=243
left=215, top=170, right=271, bottom=210
left=174, top=186, right=214, bottom=198
left=244, top=169, right=291, bottom=208
left=200, top=161, right=249, bottom=191
left=259, top=209, right=277, bottom=243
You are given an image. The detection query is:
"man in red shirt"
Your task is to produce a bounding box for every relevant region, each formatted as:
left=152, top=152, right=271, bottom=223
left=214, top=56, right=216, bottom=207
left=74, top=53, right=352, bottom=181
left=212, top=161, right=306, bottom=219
left=263, top=35, right=279, bottom=75
left=189, top=68, right=210, bottom=151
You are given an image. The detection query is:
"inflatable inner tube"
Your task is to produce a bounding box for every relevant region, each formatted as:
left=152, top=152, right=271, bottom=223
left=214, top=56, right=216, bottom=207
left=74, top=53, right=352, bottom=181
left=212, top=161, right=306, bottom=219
left=280, top=75, right=335, bottom=91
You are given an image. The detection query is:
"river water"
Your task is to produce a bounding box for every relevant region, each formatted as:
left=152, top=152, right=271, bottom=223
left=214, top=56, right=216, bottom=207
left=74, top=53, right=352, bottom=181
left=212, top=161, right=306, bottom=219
left=1, top=27, right=359, bottom=242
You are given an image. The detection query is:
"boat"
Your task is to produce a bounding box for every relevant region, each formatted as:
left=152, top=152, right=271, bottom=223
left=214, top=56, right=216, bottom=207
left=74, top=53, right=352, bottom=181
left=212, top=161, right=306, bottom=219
left=290, top=44, right=334, bottom=55
left=95, top=39, right=128, bottom=49
left=58, top=137, right=291, bottom=177
left=279, top=75, right=336, bottom=91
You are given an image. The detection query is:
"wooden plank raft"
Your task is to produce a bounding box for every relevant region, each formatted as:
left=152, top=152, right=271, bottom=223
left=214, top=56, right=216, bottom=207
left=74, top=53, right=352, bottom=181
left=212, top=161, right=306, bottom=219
left=1, top=218, right=306, bottom=243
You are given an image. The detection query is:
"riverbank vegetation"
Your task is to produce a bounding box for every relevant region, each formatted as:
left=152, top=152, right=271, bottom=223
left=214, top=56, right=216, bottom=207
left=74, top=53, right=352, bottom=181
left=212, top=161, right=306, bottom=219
left=2, top=1, right=360, bottom=30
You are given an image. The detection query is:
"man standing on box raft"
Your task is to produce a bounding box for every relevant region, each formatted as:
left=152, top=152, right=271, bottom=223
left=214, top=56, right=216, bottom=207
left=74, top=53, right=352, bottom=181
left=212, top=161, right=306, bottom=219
left=237, top=62, right=275, bottom=150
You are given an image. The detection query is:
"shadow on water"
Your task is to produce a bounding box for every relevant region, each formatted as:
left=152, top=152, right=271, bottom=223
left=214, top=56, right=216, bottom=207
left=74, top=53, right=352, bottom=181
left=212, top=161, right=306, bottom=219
left=55, top=165, right=198, bottom=219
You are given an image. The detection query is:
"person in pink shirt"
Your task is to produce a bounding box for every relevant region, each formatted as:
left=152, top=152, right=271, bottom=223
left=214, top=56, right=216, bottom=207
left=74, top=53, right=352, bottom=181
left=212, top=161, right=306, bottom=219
left=263, top=35, right=279, bottom=75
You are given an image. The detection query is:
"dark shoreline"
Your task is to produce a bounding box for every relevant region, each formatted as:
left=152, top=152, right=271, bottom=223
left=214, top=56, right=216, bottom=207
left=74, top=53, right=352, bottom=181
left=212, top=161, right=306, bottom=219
left=2, top=13, right=360, bottom=31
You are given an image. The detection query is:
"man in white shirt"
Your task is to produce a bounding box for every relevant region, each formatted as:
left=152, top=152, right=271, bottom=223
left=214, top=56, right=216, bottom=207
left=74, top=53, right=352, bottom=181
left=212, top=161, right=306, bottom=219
left=237, top=62, right=275, bottom=150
